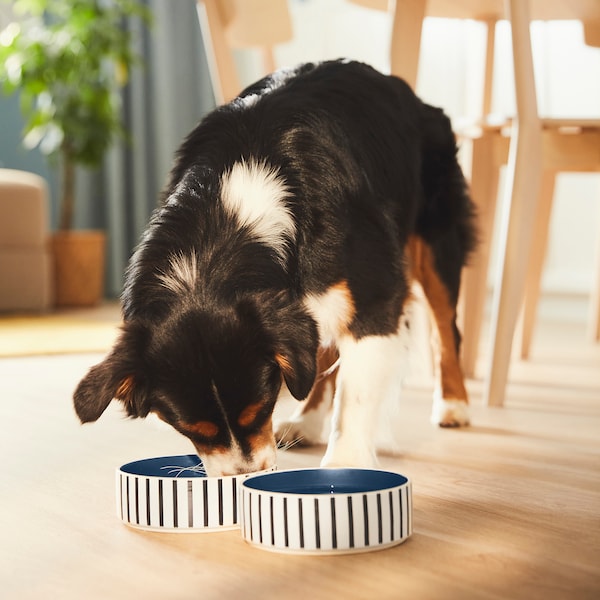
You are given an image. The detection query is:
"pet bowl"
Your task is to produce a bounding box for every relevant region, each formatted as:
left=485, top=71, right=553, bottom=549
left=116, top=455, right=274, bottom=532
left=241, top=468, right=412, bottom=555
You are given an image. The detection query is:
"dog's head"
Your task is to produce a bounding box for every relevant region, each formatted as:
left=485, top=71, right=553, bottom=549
left=73, top=294, right=318, bottom=476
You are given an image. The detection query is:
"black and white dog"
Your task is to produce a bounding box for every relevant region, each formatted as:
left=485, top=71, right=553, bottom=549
left=74, top=60, right=476, bottom=476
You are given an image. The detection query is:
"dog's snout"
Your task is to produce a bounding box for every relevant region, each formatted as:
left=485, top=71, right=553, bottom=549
left=193, top=441, right=276, bottom=478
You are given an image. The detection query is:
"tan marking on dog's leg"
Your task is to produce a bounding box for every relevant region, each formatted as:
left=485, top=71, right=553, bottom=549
left=408, top=236, right=469, bottom=427
left=274, top=345, right=338, bottom=447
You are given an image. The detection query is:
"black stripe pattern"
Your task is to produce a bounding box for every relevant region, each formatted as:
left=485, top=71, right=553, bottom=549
left=241, top=480, right=412, bottom=553
left=116, top=469, right=255, bottom=531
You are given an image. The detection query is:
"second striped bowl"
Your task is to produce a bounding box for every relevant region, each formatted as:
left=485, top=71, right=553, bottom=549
left=240, top=468, right=412, bottom=555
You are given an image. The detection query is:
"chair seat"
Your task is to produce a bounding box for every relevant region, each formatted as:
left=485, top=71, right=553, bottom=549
left=460, top=116, right=600, bottom=134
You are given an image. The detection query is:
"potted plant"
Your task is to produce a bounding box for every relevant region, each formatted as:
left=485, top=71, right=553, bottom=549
left=0, top=0, right=150, bottom=306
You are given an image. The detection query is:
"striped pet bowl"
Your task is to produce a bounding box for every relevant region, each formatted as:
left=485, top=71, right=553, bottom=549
left=116, top=455, right=274, bottom=532
left=241, top=468, right=412, bottom=555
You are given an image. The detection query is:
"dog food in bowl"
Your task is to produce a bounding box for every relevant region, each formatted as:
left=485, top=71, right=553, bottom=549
left=241, top=468, right=412, bottom=554
left=116, top=454, right=274, bottom=532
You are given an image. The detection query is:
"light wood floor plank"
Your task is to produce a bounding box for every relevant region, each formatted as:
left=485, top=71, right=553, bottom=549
left=0, top=311, right=598, bottom=600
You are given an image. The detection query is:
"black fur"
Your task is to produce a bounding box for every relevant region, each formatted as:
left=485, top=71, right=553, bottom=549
left=73, top=60, right=476, bottom=472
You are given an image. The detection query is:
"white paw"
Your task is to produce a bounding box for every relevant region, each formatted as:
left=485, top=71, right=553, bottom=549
left=431, top=398, right=470, bottom=428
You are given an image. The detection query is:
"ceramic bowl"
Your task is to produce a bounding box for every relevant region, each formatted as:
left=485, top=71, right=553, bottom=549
left=240, top=468, right=412, bottom=554
left=116, top=454, right=274, bottom=532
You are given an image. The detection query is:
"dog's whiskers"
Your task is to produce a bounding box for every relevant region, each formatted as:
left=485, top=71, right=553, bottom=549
left=160, top=462, right=207, bottom=477
left=276, top=423, right=304, bottom=451
left=277, top=436, right=304, bottom=451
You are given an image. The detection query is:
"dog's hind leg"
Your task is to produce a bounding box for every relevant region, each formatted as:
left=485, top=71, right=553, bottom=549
left=274, top=345, right=338, bottom=447
left=408, top=235, right=470, bottom=427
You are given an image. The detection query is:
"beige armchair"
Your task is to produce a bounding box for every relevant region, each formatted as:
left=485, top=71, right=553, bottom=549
left=0, top=168, right=53, bottom=311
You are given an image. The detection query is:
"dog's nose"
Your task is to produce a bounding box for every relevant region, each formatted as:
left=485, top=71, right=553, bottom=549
left=204, top=462, right=270, bottom=478
left=222, top=455, right=275, bottom=477
left=195, top=449, right=275, bottom=477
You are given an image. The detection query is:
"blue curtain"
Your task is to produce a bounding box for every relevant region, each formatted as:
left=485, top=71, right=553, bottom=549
left=0, top=0, right=216, bottom=299
left=78, top=0, right=216, bottom=298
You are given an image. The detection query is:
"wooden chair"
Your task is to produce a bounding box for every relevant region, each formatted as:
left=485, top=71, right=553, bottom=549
left=456, top=28, right=600, bottom=372
left=197, top=0, right=600, bottom=408
left=367, top=0, right=600, bottom=406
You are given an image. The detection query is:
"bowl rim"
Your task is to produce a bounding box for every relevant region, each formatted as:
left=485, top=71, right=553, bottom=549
left=242, top=467, right=410, bottom=497
left=118, top=454, right=275, bottom=482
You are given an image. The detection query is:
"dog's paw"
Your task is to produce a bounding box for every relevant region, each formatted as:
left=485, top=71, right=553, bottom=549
left=274, top=417, right=323, bottom=449
left=431, top=398, right=470, bottom=428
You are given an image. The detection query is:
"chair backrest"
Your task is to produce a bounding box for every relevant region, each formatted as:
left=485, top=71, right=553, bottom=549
left=352, top=0, right=600, bottom=117
left=200, top=0, right=599, bottom=106
left=352, top=0, right=600, bottom=20
left=197, top=0, right=292, bottom=105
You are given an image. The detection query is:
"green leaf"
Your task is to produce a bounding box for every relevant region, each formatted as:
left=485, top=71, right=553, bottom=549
left=0, top=0, right=152, bottom=228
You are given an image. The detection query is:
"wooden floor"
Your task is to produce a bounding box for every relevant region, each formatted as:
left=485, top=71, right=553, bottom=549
left=0, top=306, right=598, bottom=600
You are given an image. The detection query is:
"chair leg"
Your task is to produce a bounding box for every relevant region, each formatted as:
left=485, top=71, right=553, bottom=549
left=484, top=127, right=543, bottom=407
left=517, top=171, right=557, bottom=359
left=460, top=133, right=502, bottom=378
left=390, top=0, right=426, bottom=88
left=588, top=225, right=600, bottom=342
left=262, top=47, right=276, bottom=75
left=197, top=0, right=241, bottom=105
left=483, top=0, right=543, bottom=408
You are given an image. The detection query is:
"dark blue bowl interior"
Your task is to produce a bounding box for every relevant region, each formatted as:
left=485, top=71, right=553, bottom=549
left=244, top=468, right=408, bottom=495
left=120, top=455, right=206, bottom=478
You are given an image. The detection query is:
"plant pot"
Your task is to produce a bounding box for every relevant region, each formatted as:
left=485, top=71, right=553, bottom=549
left=51, top=230, right=106, bottom=307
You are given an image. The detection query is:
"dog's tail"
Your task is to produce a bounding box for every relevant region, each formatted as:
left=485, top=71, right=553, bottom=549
left=417, top=104, right=477, bottom=256
left=415, top=104, right=478, bottom=301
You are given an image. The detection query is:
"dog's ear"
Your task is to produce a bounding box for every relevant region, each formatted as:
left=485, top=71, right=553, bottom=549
left=73, top=321, right=151, bottom=423
left=275, top=342, right=316, bottom=400
left=261, top=297, right=319, bottom=401
left=241, top=294, right=318, bottom=400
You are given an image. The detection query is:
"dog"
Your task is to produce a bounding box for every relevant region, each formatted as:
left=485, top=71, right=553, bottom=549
left=73, top=60, right=476, bottom=477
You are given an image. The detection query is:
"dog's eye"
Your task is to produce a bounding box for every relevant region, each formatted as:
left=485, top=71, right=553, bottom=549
left=179, top=420, right=219, bottom=439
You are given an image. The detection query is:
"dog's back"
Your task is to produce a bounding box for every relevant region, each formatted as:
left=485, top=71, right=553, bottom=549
left=152, top=60, right=474, bottom=334
left=74, top=60, right=477, bottom=476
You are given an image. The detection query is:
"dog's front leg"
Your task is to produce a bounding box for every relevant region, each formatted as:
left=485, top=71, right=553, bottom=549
left=321, top=326, right=409, bottom=468
left=275, top=346, right=338, bottom=447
